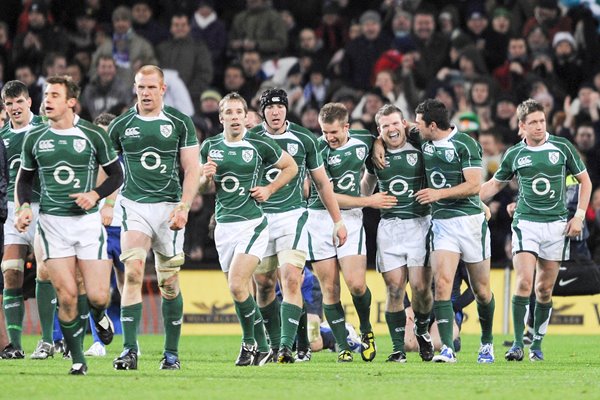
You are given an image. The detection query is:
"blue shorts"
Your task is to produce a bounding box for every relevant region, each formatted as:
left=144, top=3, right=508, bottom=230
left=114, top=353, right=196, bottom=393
left=106, top=226, right=125, bottom=272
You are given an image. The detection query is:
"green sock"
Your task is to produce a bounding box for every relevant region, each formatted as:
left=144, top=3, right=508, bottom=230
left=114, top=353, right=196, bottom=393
left=3, top=288, right=24, bottom=349
left=234, top=295, right=257, bottom=345
left=259, top=299, right=281, bottom=349
left=296, top=303, right=310, bottom=351
left=477, top=294, right=495, bottom=344
left=512, top=295, right=530, bottom=349
left=121, top=303, right=143, bottom=351
left=280, top=302, right=302, bottom=350
left=77, top=294, right=90, bottom=333
left=323, top=302, right=350, bottom=351
left=414, top=310, right=432, bottom=336
left=59, top=317, right=85, bottom=364
left=385, top=310, right=406, bottom=352
left=36, top=280, right=57, bottom=343
left=433, top=300, right=455, bottom=351
left=530, top=300, right=552, bottom=351
left=352, top=287, right=373, bottom=333
left=162, top=292, right=183, bottom=355
left=252, top=302, right=269, bottom=352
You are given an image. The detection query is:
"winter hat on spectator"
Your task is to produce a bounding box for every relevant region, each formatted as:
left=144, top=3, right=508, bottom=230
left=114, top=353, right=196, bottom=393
left=200, top=89, right=222, bottom=102
left=552, top=31, right=577, bottom=50
left=29, top=0, right=48, bottom=16
left=537, top=0, right=559, bottom=10
left=359, top=10, right=381, bottom=25
left=457, top=112, right=480, bottom=133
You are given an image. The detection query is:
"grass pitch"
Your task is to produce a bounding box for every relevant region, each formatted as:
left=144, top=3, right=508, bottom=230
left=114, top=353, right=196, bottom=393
left=0, top=334, right=598, bottom=400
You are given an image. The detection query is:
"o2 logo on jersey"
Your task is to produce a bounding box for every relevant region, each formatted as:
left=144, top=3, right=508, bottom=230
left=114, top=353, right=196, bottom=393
left=388, top=178, right=414, bottom=198
left=265, top=168, right=281, bottom=183
left=221, top=176, right=245, bottom=196
left=532, top=177, right=555, bottom=199
left=429, top=171, right=450, bottom=189
left=141, top=151, right=167, bottom=173
left=54, top=166, right=81, bottom=188
left=38, top=139, right=55, bottom=152
left=336, top=172, right=355, bottom=191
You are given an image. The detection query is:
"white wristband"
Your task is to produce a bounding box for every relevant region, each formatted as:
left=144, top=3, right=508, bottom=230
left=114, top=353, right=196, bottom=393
left=574, top=208, right=586, bottom=221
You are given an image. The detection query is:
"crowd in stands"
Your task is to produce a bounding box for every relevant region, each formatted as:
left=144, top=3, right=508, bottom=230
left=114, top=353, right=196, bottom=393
left=1, top=0, right=600, bottom=268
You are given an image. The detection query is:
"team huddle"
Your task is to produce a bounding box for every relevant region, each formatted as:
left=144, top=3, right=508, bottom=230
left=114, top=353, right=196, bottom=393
left=0, top=63, right=591, bottom=374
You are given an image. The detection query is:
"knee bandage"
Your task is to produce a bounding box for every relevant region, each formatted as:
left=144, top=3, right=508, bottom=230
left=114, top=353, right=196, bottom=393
left=255, top=255, right=278, bottom=274
left=154, top=252, right=184, bottom=297
left=1, top=259, right=25, bottom=273
left=119, top=248, right=148, bottom=263
left=278, top=249, right=306, bottom=269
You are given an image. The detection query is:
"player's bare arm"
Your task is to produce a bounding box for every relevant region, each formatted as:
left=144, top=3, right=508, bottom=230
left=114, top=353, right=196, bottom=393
left=310, top=166, right=347, bottom=247
left=416, top=168, right=481, bottom=204
left=565, top=170, right=592, bottom=238
left=169, top=145, right=201, bottom=230
left=250, top=151, right=297, bottom=202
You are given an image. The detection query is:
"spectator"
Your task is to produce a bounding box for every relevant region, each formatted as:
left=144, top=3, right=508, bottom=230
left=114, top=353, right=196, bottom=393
left=222, top=62, right=253, bottom=103
left=159, top=69, right=193, bottom=117
left=12, top=0, right=69, bottom=73
left=522, top=0, right=571, bottom=43
left=240, top=50, right=265, bottom=98
left=38, top=52, right=67, bottom=87
left=493, top=36, right=531, bottom=94
left=130, top=0, right=169, bottom=47
left=340, top=10, right=391, bottom=91
left=493, top=92, right=520, bottom=145
left=80, top=55, right=132, bottom=120
left=157, top=13, right=213, bottom=103
left=315, top=2, right=349, bottom=57
left=228, top=0, right=287, bottom=60
left=90, top=5, right=157, bottom=88
left=552, top=31, right=584, bottom=98
left=14, top=63, right=42, bottom=113
left=485, top=8, right=513, bottom=72
left=66, top=7, right=99, bottom=61
left=195, top=88, right=223, bottom=139
left=190, top=0, right=227, bottom=87
left=410, top=6, right=450, bottom=91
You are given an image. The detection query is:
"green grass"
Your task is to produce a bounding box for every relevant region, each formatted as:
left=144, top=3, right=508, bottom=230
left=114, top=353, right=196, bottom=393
left=1, top=334, right=599, bottom=400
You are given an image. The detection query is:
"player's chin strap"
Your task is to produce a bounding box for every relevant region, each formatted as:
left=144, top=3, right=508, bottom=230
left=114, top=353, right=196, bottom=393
left=154, top=252, right=185, bottom=298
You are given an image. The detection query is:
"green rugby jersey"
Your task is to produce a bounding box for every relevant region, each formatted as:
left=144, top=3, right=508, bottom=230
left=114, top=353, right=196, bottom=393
left=421, top=128, right=483, bottom=219
left=200, top=131, right=283, bottom=223
left=308, top=129, right=373, bottom=210
left=249, top=121, right=322, bottom=213
left=1, top=114, right=44, bottom=202
left=108, top=106, right=198, bottom=203
left=494, top=133, right=586, bottom=223
left=366, top=141, right=430, bottom=219
left=21, top=116, right=118, bottom=216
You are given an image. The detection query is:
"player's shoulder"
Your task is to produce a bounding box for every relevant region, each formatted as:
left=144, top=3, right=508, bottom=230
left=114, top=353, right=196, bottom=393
left=247, top=124, right=265, bottom=135
left=110, top=107, right=137, bottom=128
left=31, top=115, right=45, bottom=127
left=162, top=105, right=193, bottom=124
left=548, top=134, right=573, bottom=148
left=287, top=122, right=315, bottom=137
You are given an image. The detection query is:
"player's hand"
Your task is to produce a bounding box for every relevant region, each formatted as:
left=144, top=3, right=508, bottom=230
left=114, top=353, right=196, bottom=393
left=14, top=205, right=33, bottom=233
left=415, top=188, right=441, bottom=204
left=100, top=205, right=114, bottom=226
left=564, top=217, right=583, bottom=238
left=332, top=220, right=347, bottom=247
left=506, top=202, right=516, bottom=218
left=169, top=202, right=190, bottom=231
left=372, top=139, right=386, bottom=169
left=203, top=157, right=217, bottom=179
left=250, top=186, right=273, bottom=203
left=69, top=191, right=100, bottom=210
left=367, top=191, right=397, bottom=209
